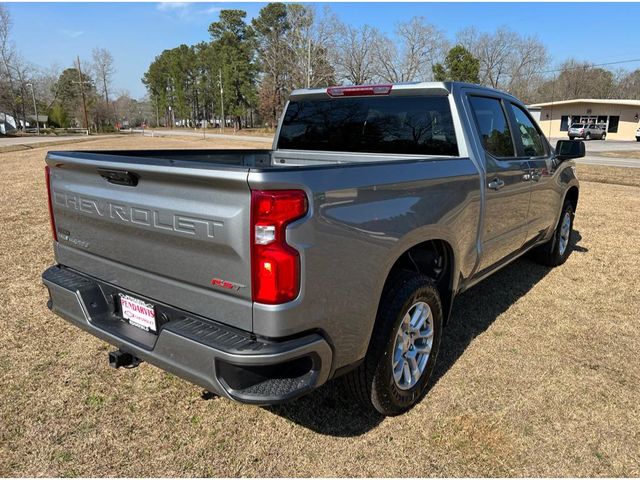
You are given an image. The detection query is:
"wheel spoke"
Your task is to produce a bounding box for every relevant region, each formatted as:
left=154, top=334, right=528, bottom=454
left=414, top=342, right=432, bottom=354
left=393, top=361, right=404, bottom=383
left=414, top=309, right=428, bottom=331
left=402, top=361, right=411, bottom=385
left=408, top=355, right=419, bottom=381
left=416, top=326, right=433, bottom=339
left=409, top=303, right=424, bottom=328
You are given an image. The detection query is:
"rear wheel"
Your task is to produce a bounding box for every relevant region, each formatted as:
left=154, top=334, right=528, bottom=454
left=585, top=132, right=591, bottom=140
left=344, top=271, right=442, bottom=416
left=601, top=133, right=606, bottom=140
left=531, top=200, right=575, bottom=267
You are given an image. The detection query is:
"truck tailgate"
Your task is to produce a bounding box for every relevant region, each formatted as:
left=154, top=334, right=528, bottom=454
left=46, top=152, right=253, bottom=331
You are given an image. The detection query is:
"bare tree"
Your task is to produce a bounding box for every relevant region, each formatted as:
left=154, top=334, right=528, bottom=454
left=92, top=47, right=116, bottom=124
left=0, top=4, right=19, bottom=124
left=92, top=47, right=115, bottom=103
left=331, top=22, right=381, bottom=85
left=11, top=56, right=34, bottom=127
left=286, top=5, right=336, bottom=89
left=533, top=60, right=619, bottom=102
left=34, top=63, right=61, bottom=111
left=457, top=27, right=549, bottom=102
left=373, top=17, right=447, bottom=83
left=505, top=35, right=549, bottom=101
left=458, top=27, right=513, bottom=89
left=616, top=69, right=640, bottom=99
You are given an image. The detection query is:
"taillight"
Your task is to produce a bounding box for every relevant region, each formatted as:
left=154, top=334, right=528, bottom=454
left=326, top=84, right=392, bottom=97
left=251, top=189, right=308, bottom=304
left=45, top=165, right=57, bottom=241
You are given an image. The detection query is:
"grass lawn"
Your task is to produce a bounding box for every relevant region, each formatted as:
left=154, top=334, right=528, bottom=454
left=0, top=136, right=638, bottom=476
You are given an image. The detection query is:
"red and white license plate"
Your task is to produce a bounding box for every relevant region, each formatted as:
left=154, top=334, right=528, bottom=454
left=119, top=293, right=157, bottom=333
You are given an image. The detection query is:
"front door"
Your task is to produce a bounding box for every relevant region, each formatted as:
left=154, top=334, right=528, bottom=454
left=507, top=102, right=560, bottom=243
left=467, top=95, right=532, bottom=272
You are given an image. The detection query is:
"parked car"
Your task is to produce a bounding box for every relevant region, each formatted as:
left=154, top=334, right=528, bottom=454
left=569, top=123, right=606, bottom=140
left=42, top=82, right=583, bottom=416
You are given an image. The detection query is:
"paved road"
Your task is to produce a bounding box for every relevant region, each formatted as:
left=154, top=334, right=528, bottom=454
left=577, top=155, right=640, bottom=168
left=580, top=140, right=639, bottom=168
left=0, top=134, right=112, bottom=149
left=549, top=137, right=640, bottom=168
left=133, top=128, right=272, bottom=144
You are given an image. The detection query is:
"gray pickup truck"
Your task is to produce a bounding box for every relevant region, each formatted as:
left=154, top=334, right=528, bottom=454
left=42, top=82, right=583, bottom=416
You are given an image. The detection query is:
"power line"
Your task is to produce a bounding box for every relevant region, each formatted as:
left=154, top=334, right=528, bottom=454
left=542, top=58, right=640, bottom=74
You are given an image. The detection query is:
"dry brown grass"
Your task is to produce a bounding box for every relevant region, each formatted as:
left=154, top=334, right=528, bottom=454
left=0, top=136, right=639, bottom=476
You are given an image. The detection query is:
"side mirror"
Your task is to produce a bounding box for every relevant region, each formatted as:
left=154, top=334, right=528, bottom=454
left=555, top=140, right=585, bottom=161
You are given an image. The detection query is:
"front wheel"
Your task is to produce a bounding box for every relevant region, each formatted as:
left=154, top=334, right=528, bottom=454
left=531, top=200, right=575, bottom=267
left=344, top=271, right=443, bottom=416
left=601, top=133, right=606, bottom=140
left=585, top=132, right=591, bottom=140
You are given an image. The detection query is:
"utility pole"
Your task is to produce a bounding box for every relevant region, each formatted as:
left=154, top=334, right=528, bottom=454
left=218, top=68, right=225, bottom=133
left=26, top=82, right=39, bottom=135
left=74, top=56, right=90, bottom=134
left=306, top=37, right=311, bottom=89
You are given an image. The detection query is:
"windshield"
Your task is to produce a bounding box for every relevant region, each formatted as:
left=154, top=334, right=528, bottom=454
left=278, top=95, right=459, bottom=156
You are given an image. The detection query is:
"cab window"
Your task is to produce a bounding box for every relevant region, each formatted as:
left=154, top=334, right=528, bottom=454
left=509, top=103, right=546, bottom=157
left=468, top=96, right=515, bottom=158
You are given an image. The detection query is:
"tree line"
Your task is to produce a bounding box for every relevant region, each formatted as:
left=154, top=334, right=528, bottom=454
left=143, top=4, right=640, bottom=129
left=1, top=3, right=639, bottom=133
left=0, top=4, right=150, bottom=132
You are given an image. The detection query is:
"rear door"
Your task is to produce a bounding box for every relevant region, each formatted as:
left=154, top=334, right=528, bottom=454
left=46, top=152, right=254, bottom=331
left=466, top=94, right=532, bottom=271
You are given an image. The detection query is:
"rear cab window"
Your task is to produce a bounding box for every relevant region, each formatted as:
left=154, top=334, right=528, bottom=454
left=467, top=96, right=515, bottom=158
left=277, top=95, right=459, bottom=156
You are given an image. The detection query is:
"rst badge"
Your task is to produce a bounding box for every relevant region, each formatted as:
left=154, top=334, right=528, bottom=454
left=211, top=277, right=245, bottom=292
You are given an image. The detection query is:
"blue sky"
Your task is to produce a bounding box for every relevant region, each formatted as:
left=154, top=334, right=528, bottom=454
left=6, top=2, right=640, bottom=99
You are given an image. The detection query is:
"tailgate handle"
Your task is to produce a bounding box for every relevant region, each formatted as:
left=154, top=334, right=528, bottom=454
left=98, top=169, right=139, bottom=187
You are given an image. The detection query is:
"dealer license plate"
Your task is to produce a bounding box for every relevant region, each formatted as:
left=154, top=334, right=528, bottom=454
left=119, top=293, right=157, bottom=333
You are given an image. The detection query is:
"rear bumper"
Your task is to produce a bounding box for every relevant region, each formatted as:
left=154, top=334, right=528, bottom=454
left=42, top=265, right=332, bottom=404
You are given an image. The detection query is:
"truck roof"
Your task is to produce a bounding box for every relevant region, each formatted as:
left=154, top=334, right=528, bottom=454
left=289, top=81, right=521, bottom=102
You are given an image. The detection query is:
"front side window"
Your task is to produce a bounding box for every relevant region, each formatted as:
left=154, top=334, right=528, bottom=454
left=510, top=103, right=546, bottom=157
left=468, top=96, right=515, bottom=158
left=278, top=95, right=458, bottom=156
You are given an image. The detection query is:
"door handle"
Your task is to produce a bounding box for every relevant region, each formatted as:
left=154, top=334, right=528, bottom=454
left=488, top=178, right=505, bottom=190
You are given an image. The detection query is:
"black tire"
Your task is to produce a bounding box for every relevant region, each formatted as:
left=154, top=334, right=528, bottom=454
left=531, top=200, right=575, bottom=267
left=344, top=271, right=443, bottom=416
left=601, top=134, right=606, bottom=140
left=585, top=132, right=591, bottom=140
